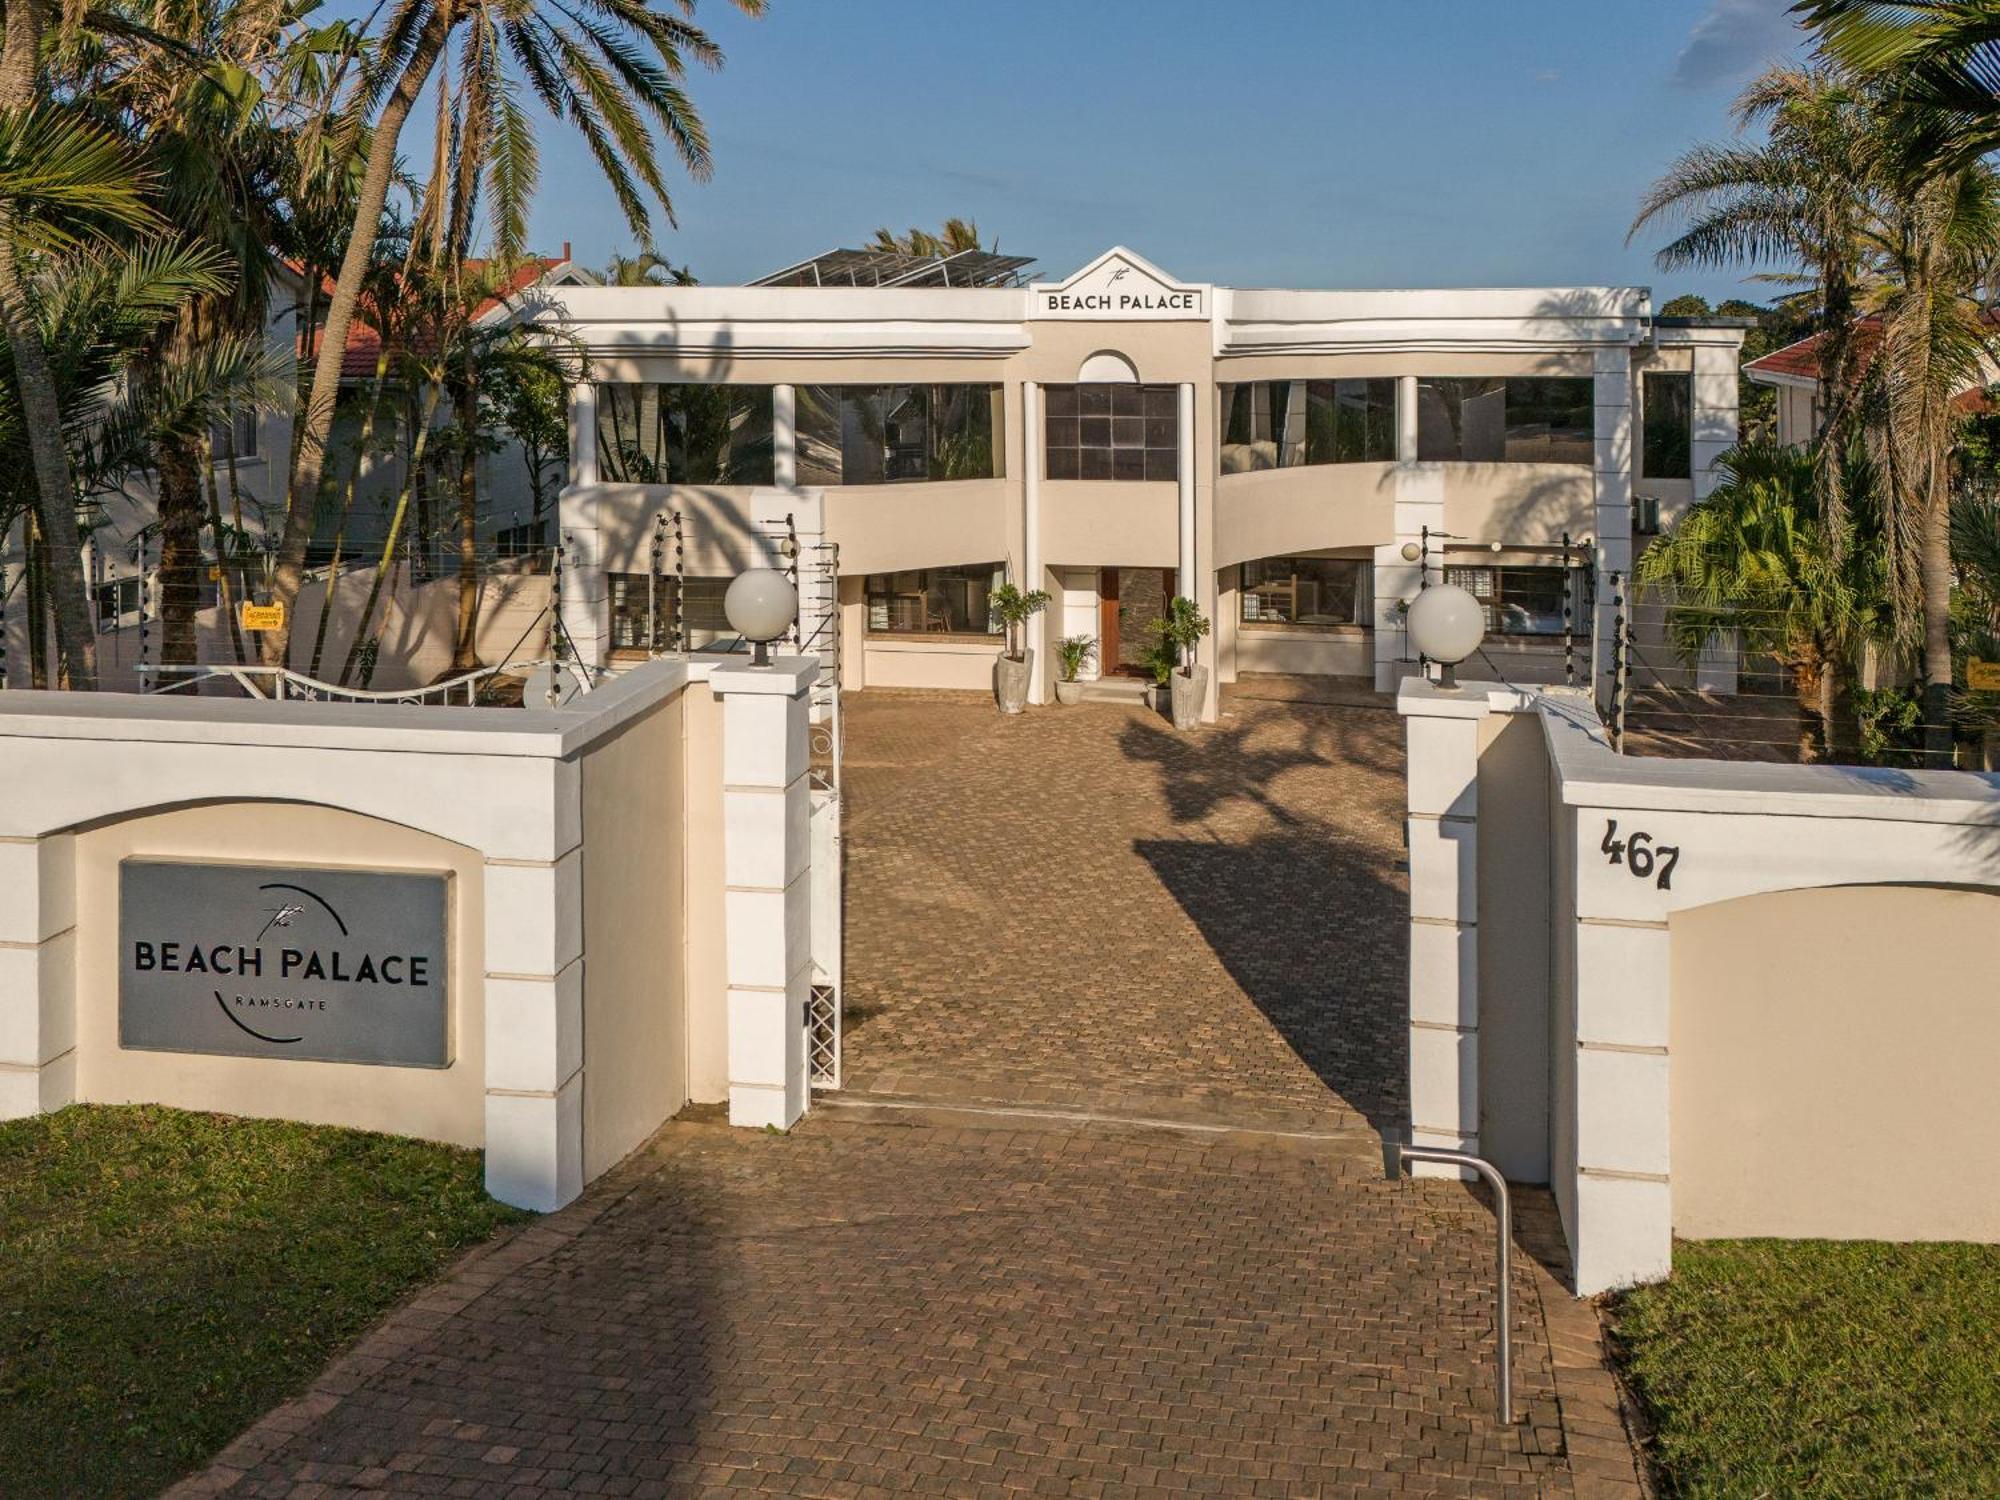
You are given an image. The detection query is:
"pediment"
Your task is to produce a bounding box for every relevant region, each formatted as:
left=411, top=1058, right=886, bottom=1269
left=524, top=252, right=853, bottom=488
left=1032, top=247, right=1208, bottom=321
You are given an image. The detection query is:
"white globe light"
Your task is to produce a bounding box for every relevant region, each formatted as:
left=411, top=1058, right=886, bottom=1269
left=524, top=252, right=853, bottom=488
left=1406, top=583, right=1485, bottom=687
left=724, top=569, right=798, bottom=664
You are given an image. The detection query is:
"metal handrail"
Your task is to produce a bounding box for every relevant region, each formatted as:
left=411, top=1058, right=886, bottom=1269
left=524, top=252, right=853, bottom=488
left=134, top=660, right=560, bottom=706
left=1382, top=1135, right=1517, bottom=1427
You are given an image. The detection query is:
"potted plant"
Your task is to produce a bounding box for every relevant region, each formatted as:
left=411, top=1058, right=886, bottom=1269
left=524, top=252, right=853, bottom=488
left=988, top=582, right=1050, bottom=714
left=1152, top=594, right=1212, bottom=730
left=1054, top=634, right=1096, bottom=705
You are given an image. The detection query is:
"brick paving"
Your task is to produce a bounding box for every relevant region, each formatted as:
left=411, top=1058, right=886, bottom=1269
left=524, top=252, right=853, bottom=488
left=179, top=684, right=1644, bottom=1499
left=840, top=688, right=1411, bottom=1130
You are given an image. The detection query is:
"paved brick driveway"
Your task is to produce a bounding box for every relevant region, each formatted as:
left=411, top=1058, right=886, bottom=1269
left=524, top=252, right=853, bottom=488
left=182, top=686, right=1642, bottom=1499
left=840, top=688, right=1410, bottom=1130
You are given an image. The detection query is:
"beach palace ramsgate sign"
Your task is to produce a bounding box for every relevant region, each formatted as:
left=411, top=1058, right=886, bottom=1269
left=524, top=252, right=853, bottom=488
left=120, top=860, right=451, bottom=1068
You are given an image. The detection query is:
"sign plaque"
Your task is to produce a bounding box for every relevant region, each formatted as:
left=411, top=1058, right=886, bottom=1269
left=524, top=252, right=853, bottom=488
left=119, top=860, right=451, bottom=1067
left=239, top=602, right=285, bottom=632
left=1968, top=658, right=2000, bottom=692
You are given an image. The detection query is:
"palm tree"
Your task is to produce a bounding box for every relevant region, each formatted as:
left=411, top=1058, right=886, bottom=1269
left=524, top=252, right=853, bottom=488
left=1804, top=2, right=2000, bottom=170
left=1637, top=442, right=1892, bottom=760
left=1631, top=66, right=1879, bottom=534
left=870, top=217, right=988, bottom=259
left=1851, top=132, right=2000, bottom=760
left=263, top=0, right=763, bottom=670
left=602, top=249, right=696, bottom=285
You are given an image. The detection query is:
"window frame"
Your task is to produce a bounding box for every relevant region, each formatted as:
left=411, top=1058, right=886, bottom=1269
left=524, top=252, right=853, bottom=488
left=863, top=563, right=1006, bottom=640
left=1416, top=376, right=1593, bottom=465
left=606, top=571, right=737, bottom=656
left=595, top=384, right=777, bottom=486
left=1237, top=555, right=1372, bottom=633
left=1043, top=383, right=1179, bottom=482
left=1641, top=370, right=1693, bottom=480
left=794, top=384, right=1004, bottom=486
left=1219, top=379, right=1396, bottom=472
left=1441, top=562, right=1575, bottom=638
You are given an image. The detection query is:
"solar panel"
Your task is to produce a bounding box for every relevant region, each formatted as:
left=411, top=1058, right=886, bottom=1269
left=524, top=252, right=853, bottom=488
left=748, top=247, right=1035, bottom=289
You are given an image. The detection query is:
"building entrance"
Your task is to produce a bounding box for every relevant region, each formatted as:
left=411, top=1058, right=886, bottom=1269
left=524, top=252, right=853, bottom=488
left=1098, top=567, right=1175, bottom=677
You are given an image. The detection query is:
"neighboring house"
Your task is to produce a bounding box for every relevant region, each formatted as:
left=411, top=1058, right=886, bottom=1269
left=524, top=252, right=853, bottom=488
left=1744, top=313, right=2000, bottom=446
left=532, top=246, right=1745, bottom=720
left=69, top=248, right=588, bottom=637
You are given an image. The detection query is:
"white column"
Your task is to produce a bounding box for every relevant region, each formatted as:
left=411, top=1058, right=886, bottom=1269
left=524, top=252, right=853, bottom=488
left=772, top=383, right=798, bottom=491
left=1690, top=343, right=1738, bottom=502
left=1176, top=382, right=1196, bottom=601
left=0, top=834, right=77, bottom=1119
left=1376, top=376, right=1439, bottom=693
left=714, top=658, right=815, bottom=1130
left=1022, top=380, right=1044, bottom=705
left=482, top=840, right=585, bottom=1212
left=568, top=380, right=599, bottom=488
left=558, top=382, right=607, bottom=671
left=1592, top=347, right=1635, bottom=713
left=1566, top=813, right=1673, bottom=1295
left=1397, top=679, right=1488, bottom=1177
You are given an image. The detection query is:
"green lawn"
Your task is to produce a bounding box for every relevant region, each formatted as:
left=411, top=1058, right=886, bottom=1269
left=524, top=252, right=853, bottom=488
left=0, top=1104, right=527, bottom=1500
left=1612, top=1240, right=2000, bottom=1498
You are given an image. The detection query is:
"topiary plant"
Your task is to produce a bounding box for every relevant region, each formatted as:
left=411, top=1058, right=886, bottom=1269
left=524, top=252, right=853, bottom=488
left=1151, top=595, right=1211, bottom=676
left=987, top=582, right=1051, bottom=662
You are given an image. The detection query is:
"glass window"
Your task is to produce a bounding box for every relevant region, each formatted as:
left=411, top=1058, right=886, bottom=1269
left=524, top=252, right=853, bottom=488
left=94, top=576, right=143, bottom=631
left=1642, top=371, right=1692, bottom=479
left=1044, top=383, right=1178, bottom=481
left=1220, top=381, right=1396, bottom=472
left=608, top=572, right=735, bottom=654
left=1442, top=564, right=1571, bottom=636
left=795, top=385, right=1002, bottom=485
left=1239, top=556, right=1371, bottom=630
left=864, top=563, right=1005, bottom=636
left=597, top=385, right=775, bottom=484
left=208, top=408, right=258, bottom=461
left=1417, top=377, right=1592, bottom=464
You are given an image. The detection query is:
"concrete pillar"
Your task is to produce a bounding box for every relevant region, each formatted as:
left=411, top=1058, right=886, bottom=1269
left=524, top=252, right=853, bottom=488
left=1022, top=381, right=1044, bottom=705
left=772, top=384, right=798, bottom=490
left=0, top=834, right=77, bottom=1119
left=1376, top=377, right=1441, bottom=692
left=1690, top=343, right=1737, bottom=502
left=1591, top=347, right=1635, bottom=712
left=1176, top=382, right=1196, bottom=603
left=714, top=657, right=815, bottom=1130
left=558, top=382, right=608, bottom=671
left=482, top=839, right=585, bottom=1212
left=1397, top=679, right=1488, bottom=1177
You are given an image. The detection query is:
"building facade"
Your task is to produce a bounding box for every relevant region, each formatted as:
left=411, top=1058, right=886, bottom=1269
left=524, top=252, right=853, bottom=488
left=539, top=248, right=1745, bottom=718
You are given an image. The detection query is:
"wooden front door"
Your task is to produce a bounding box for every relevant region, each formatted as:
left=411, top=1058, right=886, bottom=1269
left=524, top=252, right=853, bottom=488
left=1099, top=567, right=1176, bottom=676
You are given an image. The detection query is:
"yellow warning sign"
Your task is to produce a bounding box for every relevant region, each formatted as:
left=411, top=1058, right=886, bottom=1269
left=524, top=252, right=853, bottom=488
left=239, top=602, right=285, bottom=632
left=1968, top=658, right=2000, bottom=692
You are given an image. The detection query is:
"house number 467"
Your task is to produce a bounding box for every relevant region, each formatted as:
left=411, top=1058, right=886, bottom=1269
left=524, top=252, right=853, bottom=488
left=1601, top=819, right=1680, bottom=891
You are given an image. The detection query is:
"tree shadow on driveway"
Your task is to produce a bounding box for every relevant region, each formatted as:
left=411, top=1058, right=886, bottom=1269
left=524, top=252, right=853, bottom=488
left=1121, top=705, right=1411, bottom=1131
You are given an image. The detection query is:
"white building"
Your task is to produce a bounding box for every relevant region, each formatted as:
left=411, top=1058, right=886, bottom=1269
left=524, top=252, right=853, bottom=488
left=536, top=247, right=1746, bottom=718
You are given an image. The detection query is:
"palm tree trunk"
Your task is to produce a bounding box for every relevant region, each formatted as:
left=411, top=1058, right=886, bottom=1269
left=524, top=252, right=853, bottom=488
left=1920, top=483, right=1955, bottom=765
left=267, top=6, right=452, bottom=669
left=26, top=512, right=47, bottom=689
left=204, top=449, right=245, bottom=665
left=155, top=436, right=207, bottom=667
left=0, top=0, right=97, bottom=689
left=452, top=376, right=481, bottom=669
left=308, top=352, right=394, bottom=680
left=340, top=384, right=443, bottom=686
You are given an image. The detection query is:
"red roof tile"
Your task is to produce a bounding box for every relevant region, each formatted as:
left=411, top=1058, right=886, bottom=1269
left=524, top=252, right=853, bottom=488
left=294, top=254, right=570, bottom=378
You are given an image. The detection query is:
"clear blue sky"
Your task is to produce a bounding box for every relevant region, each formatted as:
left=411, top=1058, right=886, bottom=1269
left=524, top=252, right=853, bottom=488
left=513, top=0, right=1809, bottom=302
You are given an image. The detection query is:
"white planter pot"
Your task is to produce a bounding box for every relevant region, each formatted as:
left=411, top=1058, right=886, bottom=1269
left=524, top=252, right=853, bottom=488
left=995, top=649, right=1033, bottom=714
left=1169, top=665, right=1209, bottom=730
left=1054, top=678, right=1083, bottom=706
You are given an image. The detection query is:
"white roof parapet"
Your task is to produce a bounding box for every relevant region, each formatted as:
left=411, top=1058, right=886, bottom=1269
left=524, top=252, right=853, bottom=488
left=1219, top=286, right=1651, bottom=355
left=518, top=284, right=1031, bottom=359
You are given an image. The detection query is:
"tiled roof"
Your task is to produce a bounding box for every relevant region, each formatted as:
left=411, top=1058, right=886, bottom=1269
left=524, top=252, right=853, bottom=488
left=294, top=255, right=570, bottom=378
